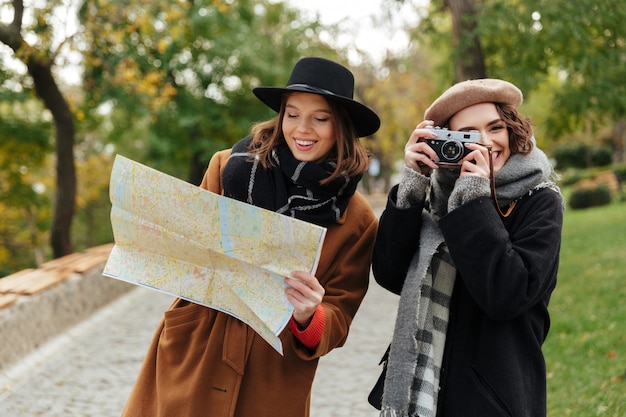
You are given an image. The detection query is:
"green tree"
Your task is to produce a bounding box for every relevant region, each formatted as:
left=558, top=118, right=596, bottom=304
left=79, top=0, right=341, bottom=184
left=0, top=100, right=53, bottom=274
left=357, top=52, right=440, bottom=191
left=396, top=0, right=626, bottom=157
left=0, top=0, right=77, bottom=258
left=404, top=0, right=486, bottom=82
left=478, top=0, right=626, bottom=154
left=444, top=0, right=486, bottom=80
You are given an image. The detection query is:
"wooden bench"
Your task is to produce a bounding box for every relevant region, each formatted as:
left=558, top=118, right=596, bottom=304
left=0, top=243, right=114, bottom=301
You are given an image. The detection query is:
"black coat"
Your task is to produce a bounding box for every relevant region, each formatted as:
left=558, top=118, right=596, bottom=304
left=373, top=185, right=563, bottom=417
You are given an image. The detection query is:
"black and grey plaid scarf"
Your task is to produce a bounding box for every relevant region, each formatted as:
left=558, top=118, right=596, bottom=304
left=381, top=212, right=454, bottom=417
left=221, top=136, right=361, bottom=227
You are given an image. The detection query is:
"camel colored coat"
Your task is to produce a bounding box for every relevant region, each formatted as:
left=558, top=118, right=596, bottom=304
left=121, top=149, right=377, bottom=417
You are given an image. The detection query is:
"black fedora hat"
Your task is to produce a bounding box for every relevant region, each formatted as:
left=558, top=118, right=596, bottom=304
left=253, top=57, right=380, bottom=137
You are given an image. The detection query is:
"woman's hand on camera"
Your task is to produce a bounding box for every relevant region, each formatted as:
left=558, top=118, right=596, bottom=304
left=459, top=143, right=491, bottom=178
left=405, top=120, right=440, bottom=175
left=285, top=270, right=325, bottom=327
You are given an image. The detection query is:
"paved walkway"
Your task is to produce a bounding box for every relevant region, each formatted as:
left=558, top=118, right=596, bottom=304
left=0, top=202, right=400, bottom=417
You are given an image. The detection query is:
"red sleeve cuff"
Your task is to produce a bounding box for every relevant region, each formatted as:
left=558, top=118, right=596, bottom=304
left=289, top=304, right=326, bottom=349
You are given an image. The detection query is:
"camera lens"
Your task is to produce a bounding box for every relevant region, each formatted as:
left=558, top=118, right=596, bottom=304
left=441, top=141, right=463, bottom=161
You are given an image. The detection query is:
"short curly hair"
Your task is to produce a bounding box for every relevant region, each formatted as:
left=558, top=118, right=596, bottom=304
left=495, top=103, right=534, bottom=155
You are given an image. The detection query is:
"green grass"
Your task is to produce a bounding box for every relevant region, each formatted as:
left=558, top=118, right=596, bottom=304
left=545, top=200, right=626, bottom=417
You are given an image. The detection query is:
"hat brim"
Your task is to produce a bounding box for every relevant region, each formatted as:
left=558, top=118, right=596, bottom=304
left=253, top=85, right=380, bottom=138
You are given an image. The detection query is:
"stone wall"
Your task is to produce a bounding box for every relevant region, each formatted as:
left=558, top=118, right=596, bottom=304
left=0, top=244, right=133, bottom=372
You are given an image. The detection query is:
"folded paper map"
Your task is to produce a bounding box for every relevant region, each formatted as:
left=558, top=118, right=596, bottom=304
left=103, top=155, right=327, bottom=355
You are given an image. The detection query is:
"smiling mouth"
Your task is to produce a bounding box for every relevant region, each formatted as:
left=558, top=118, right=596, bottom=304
left=295, top=139, right=316, bottom=148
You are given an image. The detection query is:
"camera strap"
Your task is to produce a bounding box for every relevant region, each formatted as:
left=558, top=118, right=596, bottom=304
left=486, top=146, right=517, bottom=217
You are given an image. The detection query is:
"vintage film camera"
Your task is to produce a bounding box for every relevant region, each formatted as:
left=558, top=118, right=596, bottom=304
left=420, top=126, right=482, bottom=168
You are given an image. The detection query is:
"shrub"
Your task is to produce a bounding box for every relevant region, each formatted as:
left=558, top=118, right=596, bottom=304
left=590, top=146, right=613, bottom=167
left=569, top=181, right=612, bottom=209
left=553, top=143, right=588, bottom=169
left=553, top=143, right=614, bottom=169
left=614, top=164, right=626, bottom=182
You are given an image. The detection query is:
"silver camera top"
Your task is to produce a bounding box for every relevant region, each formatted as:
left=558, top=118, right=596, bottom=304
left=425, top=126, right=482, bottom=143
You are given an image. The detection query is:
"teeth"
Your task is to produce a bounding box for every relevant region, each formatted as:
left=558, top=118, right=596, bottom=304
left=296, top=140, right=315, bottom=146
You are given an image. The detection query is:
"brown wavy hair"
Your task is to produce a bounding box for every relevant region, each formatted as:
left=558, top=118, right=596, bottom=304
left=248, top=93, right=371, bottom=184
left=495, top=103, right=534, bottom=155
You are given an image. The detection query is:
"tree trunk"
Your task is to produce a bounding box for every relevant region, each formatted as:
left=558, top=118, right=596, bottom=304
left=1, top=1, right=77, bottom=259
left=28, top=59, right=76, bottom=258
left=444, top=0, right=487, bottom=81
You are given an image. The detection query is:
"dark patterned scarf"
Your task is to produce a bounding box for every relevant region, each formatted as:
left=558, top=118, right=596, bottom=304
left=221, top=136, right=361, bottom=227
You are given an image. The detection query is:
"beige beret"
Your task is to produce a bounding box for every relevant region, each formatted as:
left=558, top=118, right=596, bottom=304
left=424, top=79, right=523, bottom=127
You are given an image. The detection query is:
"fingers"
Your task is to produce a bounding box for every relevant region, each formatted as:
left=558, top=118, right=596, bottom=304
left=284, top=271, right=325, bottom=325
left=460, top=143, right=491, bottom=178
left=407, top=120, right=436, bottom=147
left=405, top=120, right=439, bottom=172
left=286, top=271, right=324, bottom=293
